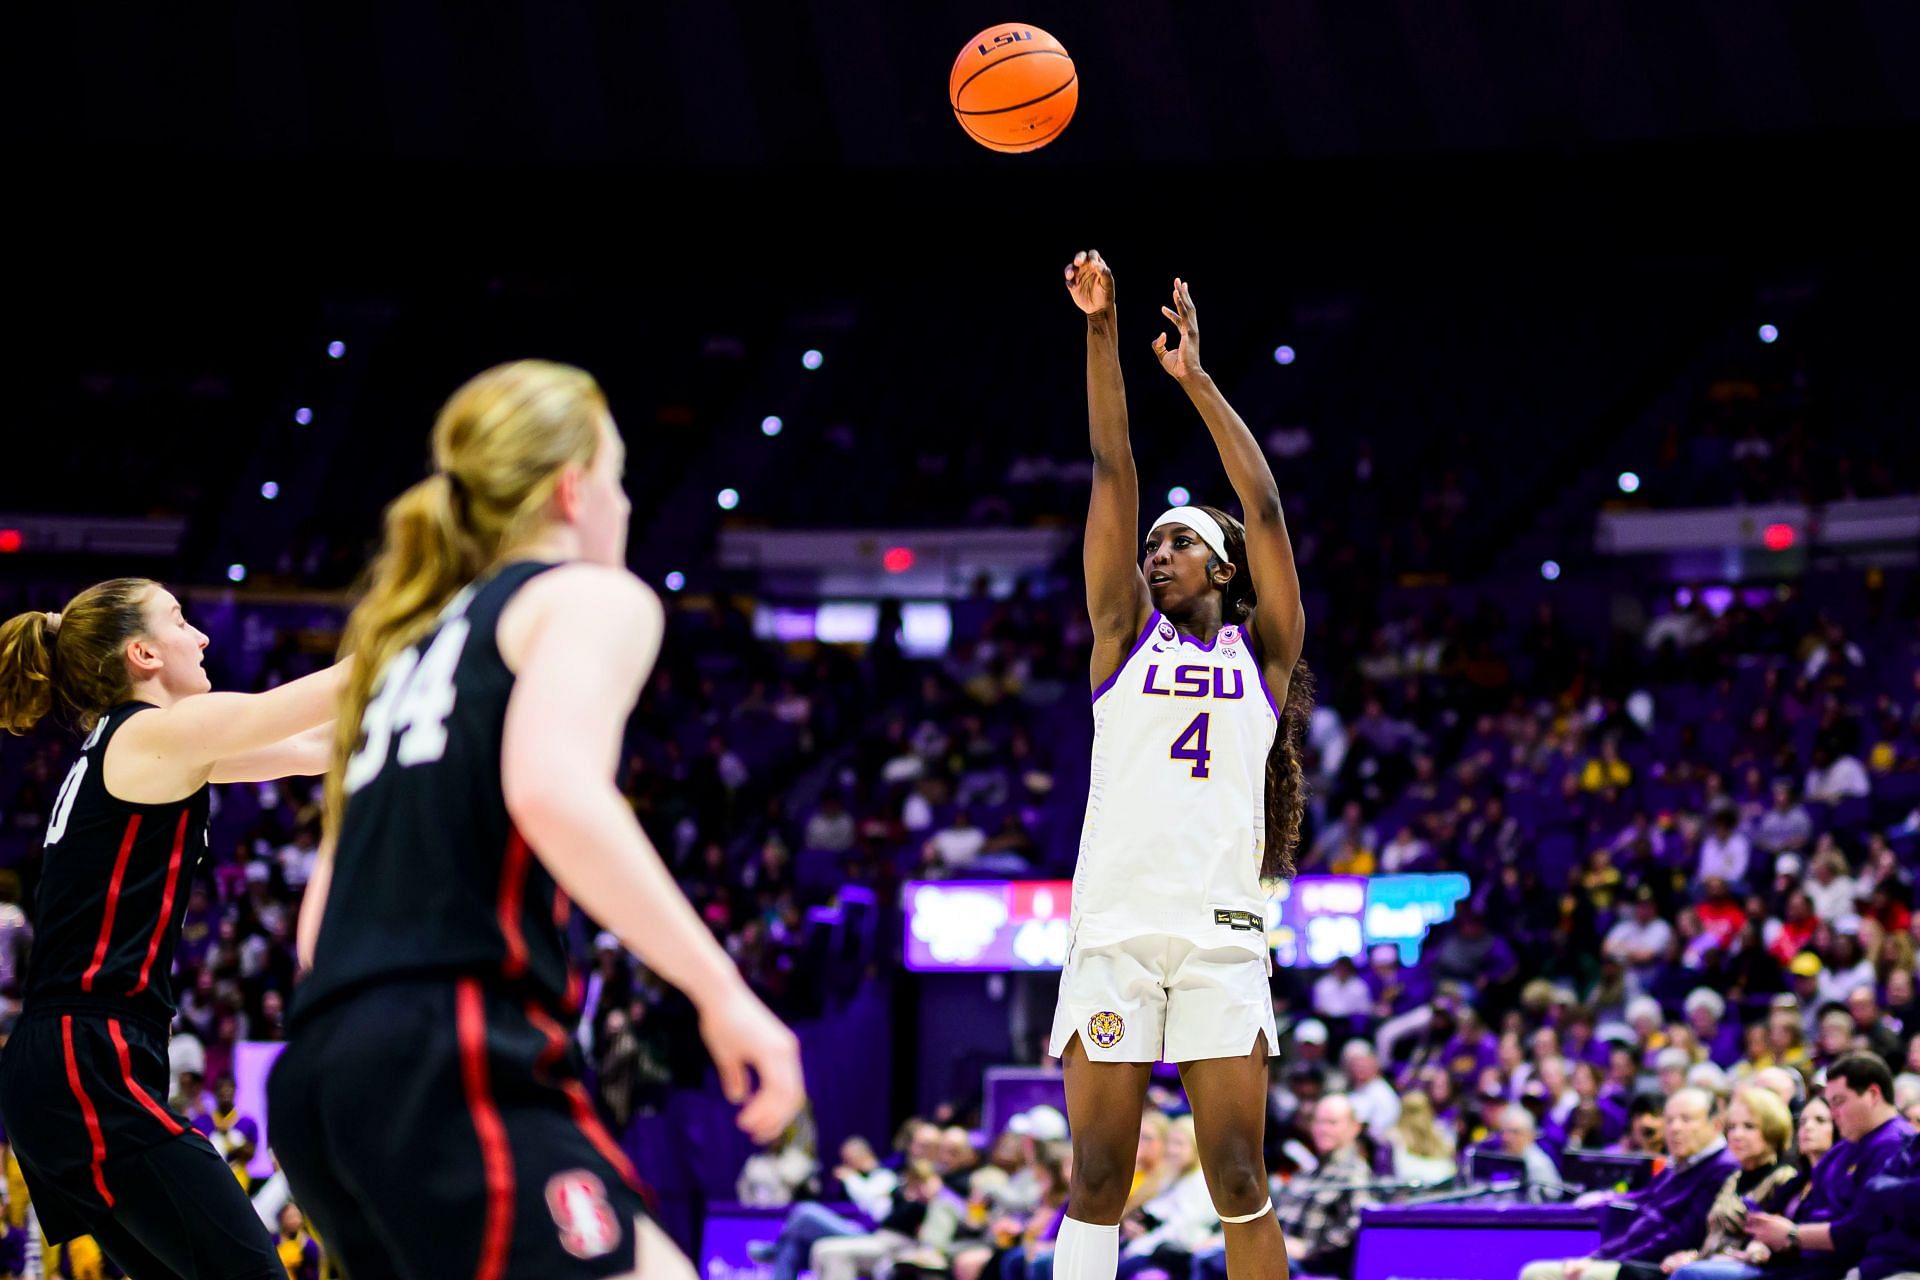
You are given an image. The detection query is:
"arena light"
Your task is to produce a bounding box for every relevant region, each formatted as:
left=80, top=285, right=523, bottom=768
left=760, top=415, right=784, bottom=437
left=1763, top=522, right=1795, bottom=551
left=293, top=407, right=313, bottom=425
left=717, top=488, right=740, bottom=511
left=1540, top=560, right=1562, bottom=581
left=1166, top=485, right=1190, bottom=505
left=227, top=563, right=248, bottom=583
left=883, top=546, right=915, bottom=573
left=801, top=349, right=824, bottom=371
left=260, top=481, right=280, bottom=500
left=1758, top=324, right=1779, bottom=344
left=1273, top=345, right=1296, bottom=365
left=326, top=340, right=346, bottom=359
left=664, top=571, right=686, bottom=592
left=0, top=529, right=22, bottom=554
left=1617, top=471, right=1641, bottom=494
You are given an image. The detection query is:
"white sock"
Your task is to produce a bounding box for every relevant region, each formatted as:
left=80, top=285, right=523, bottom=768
left=1052, top=1217, right=1120, bottom=1280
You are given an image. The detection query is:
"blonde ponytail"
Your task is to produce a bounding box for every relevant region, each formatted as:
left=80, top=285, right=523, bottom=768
left=0, top=611, right=57, bottom=734
left=325, top=360, right=608, bottom=837
left=0, top=579, right=156, bottom=735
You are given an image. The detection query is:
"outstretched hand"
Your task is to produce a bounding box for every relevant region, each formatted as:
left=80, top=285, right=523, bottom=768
left=1065, top=249, right=1114, bottom=315
left=1151, top=277, right=1203, bottom=382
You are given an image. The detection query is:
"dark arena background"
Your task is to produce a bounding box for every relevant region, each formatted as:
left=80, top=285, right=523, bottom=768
left=4, top=3, right=1920, bottom=1278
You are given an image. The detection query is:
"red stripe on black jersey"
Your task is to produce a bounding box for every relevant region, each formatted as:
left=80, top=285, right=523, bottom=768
left=457, top=980, right=516, bottom=1280
left=524, top=1001, right=642, bottom=1194
left=61, top=1016, right=116, bottom=1207
left=108, top=1018, right=186, bottom=1137
left=127, top=809, right=190, bottom=997
left=498, top=830, right=532, bottom=980
left=81, top=815, right=143, bottom=993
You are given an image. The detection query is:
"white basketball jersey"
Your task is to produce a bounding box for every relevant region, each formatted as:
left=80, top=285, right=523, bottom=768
left=1071, top=611, right=1279, bottom=957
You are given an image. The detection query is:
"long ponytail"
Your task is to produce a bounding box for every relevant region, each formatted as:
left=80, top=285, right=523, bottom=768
left=0, top=578, right=157, bottom=735
left=1197, top=504, right=1313, bottom=882
left=325, top=360, right=609, bottom=838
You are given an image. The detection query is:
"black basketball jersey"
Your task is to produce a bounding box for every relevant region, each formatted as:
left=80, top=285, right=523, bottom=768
left=23, top=703, right=210, bottom=1027
left=294, top=561, right=580, bottom=1026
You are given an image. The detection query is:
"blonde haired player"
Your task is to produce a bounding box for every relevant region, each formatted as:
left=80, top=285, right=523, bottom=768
left=268, top=360, right=804, bottom=1280
left=0, top=576, right=344, bottom=1279
left=1052, top=252, right=1311, bottom=1280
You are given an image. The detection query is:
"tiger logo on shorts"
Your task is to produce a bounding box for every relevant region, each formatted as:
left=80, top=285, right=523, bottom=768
left=1087, top=1011, right=1126, bottom=1048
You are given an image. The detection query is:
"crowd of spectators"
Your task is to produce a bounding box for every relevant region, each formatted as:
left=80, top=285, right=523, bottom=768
left=0, top=516, right=1916, bottom=1278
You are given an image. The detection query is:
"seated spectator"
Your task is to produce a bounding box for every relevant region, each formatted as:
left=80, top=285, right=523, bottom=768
left=1260, top=1094, right=1375, bottom=1280
left=273, top=1204, right=322, bottom=1280
left=939, top=1126, right=983, bottom=1194
left=1804, top=844, right=1861, bottom=922
left=1314, top=956, right=1374, bottom=1023
left=1521, top=1088, right=1733, bottom=1280
left=738, top=1112, right=820, bottom=1207
left=1653, top=1087, right=1798, bottom=1280
left=1582, top=738, right=1634, bottom=792
left=1329, top=835, right=1378, bottom=877
left=836, top=1136, right=904, bottom=1218
left=1817, top=930, right=1877, bottom=1007
left=1342, top=1041, right=1403, bottom=1144
left=1754, top=781, right=1813, bottom=859
left=751, top=1134, right=916, bottom=1280
left=923, top=809, right=988, bottom=876
left=1750, top=1067, right=1805, bottom=1115
left=1849, top=988, right=1906, bottom=1072
left=1698, top=813, right=1752, bottom=889
left=1823, top=1129, right=1920, bottom=1280
left=1687, top=989, right=1743, bottom=1068
left=1780, top=1097, right=1837, bottom=1216
left=1496, top=1106, right=1563, bottom=1197
left=1120, top=1115, right=1216, bottom=1277
left=809, top=1159, right=967, bottom=1280
left=1388, top=1090, right=1458, bottom=1185
left=1805, top=746, right=1871, bottom=804
left=1743, top=1055, right=1918, bottom=1280
left=1380, top=826, right=1431, bottom=873
left=952, top=1140, right=1072, bottom=1280
left=1605, top=889, right=1675, bottom=990
left=191, top=1075, right=259, bottom=1186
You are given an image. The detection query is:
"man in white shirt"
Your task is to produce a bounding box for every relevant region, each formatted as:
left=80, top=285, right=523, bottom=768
left=1696, top=811, right=1751, bottom=888
left=1806, top=748, right=1871, bottom=803
left=1313, top=956, right=1375, bottom=1021
left=1805, top=843, right=1862, bottom=921
left=1498, top=1107, right=1564, bottom=1198
left=1379, top=826, right=1430, bottom=874
left=1603, top=888, right=1674, bottom=989
left=1754, top=780, right=1813, bottom=856
left=923, top=810, right=986, bottom=874
left=1341, top=1040, right=1402, bottom=1142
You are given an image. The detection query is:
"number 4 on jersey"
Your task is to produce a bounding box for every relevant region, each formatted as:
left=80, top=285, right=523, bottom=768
left=343, top=618, right=471, bottom=795
left=1170, top=711, right=1211, bottom=779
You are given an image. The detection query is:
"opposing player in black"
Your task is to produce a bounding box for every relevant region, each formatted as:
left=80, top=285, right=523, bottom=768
left=270, top=359, right=805, bottom=1280
left=0, top=578, right=346, bottom=1278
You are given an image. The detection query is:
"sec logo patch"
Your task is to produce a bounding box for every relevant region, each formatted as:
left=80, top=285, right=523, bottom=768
left=1157, top=619, right=1176, bottom=642
left=1087, top=1011, right=1126, bottom=1049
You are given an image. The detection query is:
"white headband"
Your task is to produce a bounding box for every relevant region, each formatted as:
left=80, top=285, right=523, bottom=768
left=1151, top=506, right=1230, bottom=565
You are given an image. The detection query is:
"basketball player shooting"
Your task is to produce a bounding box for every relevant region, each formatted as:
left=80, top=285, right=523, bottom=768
left=1050, top=251, right=1313, bottom=1280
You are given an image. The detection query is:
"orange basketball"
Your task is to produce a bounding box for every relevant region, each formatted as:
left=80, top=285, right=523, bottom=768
left=950, top=23, right=1077, bottom=154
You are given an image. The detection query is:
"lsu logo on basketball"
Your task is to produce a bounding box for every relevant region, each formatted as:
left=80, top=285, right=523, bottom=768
left=977, top=29, right=1033, bottom=55
left=547, top=1171, right=622, bottom=1261
left=1087, top=1010, right=1125, bottom=1049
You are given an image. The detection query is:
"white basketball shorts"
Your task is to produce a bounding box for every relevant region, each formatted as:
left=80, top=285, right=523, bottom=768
left=1048, top=933, right=1278, bottom=1064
